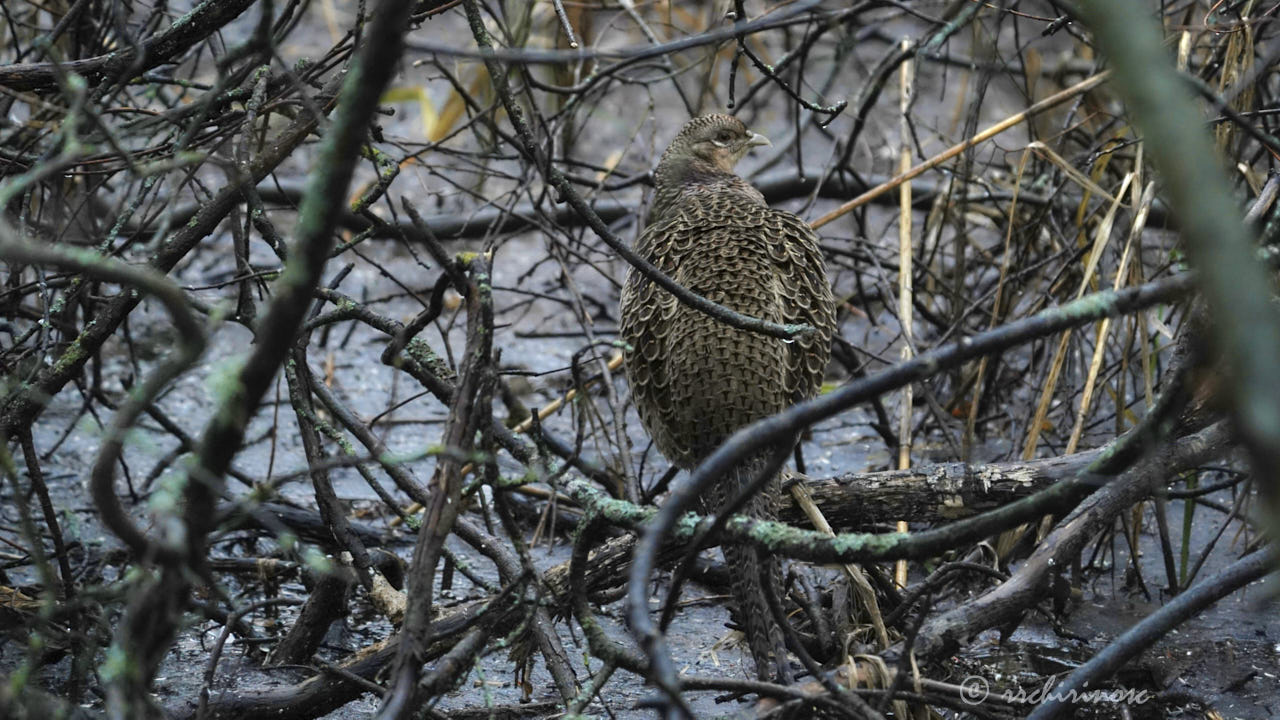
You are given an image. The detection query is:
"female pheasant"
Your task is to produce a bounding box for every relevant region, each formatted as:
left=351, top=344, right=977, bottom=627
left=620, top=114, right=835, bottom=681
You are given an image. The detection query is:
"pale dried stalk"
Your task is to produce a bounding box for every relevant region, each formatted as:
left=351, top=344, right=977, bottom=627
left=810, top=72, right=1111, bottom=229
left=1065, top=181, right=1157, bottom=453
left=999, top=171, right=1134, bottom=557
left=1020, top=172, right=1135, bottom=460
left=965, top=147, right=1031, bottom=455
left=895, top=39, right=914, bottom=590
left=789, top=483, right=890, bottom=648
left=1027, top=141, right=1127, bottom=209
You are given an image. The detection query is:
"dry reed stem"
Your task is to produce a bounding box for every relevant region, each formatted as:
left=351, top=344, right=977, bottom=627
left=895, top=38, right=914, bottom=591
left=1065, top=182, right=1157, bottom=454
left=809, top=72, right=1111, bottom=230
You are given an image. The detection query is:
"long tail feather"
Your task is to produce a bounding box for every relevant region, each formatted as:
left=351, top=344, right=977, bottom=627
left=708, top=450, right=791, bottom=681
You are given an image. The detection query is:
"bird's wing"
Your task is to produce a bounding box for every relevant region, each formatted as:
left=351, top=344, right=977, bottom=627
left=767, top=209, right=836, bottom=405
left=619, top=218, right=692, bottom=465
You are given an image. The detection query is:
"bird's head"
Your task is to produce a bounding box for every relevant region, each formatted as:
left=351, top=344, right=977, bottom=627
left=654, top=114, right=771, bottom=186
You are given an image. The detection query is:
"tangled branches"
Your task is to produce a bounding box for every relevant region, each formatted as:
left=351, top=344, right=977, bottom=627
left=1, top=1, right=1278, bottom=719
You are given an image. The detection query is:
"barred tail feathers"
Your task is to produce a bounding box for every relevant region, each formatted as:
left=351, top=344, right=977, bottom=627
left=709, top=450, right=790, bottom=682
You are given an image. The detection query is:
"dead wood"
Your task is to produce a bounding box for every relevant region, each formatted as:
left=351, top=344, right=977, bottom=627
left=780, top=448, right=1101, bottom=530
left=913, top=422, right=1234, bottom=660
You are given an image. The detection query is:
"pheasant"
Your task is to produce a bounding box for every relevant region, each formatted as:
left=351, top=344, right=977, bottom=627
left=620, top=114, right=835, bottom=681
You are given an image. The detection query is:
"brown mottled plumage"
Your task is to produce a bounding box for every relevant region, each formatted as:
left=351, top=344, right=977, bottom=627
left=620, top=114, right=836, bottom=681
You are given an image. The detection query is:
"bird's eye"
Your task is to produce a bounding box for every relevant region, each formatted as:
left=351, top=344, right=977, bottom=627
left=716, top=130, right=734, bottom=143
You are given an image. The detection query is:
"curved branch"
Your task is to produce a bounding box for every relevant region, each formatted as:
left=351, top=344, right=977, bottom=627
left=624, top=271, right=1195, bottom=688
left=1026, top=548, right=1275, bottom=720
left=913, top=422, right=1234, bottom=658
left=416, top=0, right=825, bottom=64
left=104, top=0, right=419, bottom=709
left=0, top=234, right=206, bottom=562
left=1075, top=0, right=1280, bottom=543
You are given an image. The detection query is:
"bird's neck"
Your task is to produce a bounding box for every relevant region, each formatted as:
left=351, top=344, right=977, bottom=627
left=654, top=151, right=734, bottom=188
left=651, top=160, right=740, bottom=225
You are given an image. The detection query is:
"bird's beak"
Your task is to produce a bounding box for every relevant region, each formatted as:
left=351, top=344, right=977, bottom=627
left=747, top=131, right=772, bottom=148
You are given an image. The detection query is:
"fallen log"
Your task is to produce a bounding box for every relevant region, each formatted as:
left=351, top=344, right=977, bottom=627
left=782, top=448, right=1100, bottom=529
